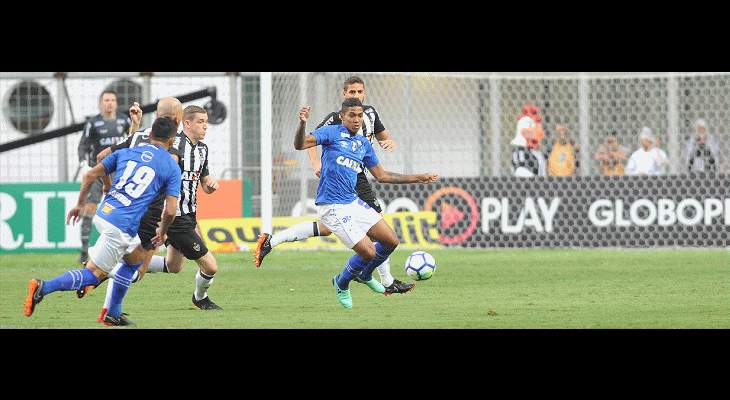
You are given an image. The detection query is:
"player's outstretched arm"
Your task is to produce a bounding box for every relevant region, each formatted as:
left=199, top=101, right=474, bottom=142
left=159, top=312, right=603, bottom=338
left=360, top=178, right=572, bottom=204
left=67, top=163, right=107, bottom=225
left=294, top=106, right=318, bottom=150
left=367, top=164, right=438, bottom=184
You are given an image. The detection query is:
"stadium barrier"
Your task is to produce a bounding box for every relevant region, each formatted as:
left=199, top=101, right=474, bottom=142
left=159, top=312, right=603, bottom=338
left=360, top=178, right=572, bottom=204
left=372, top=174, right=729, bottom=248
left=3, top=175, right=727, bottom=253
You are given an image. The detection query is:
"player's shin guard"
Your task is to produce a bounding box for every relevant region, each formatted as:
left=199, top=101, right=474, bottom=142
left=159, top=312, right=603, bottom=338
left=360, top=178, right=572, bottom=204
left=336, top=254, right=369, bottom=290
left=194, top=270, right=215, bottom=301
left=359, top=243, right=396, bottom=282
left=270, top=221, right=320, bottom=248
left=107, top=262, right=141, bottom=318
left=41, top=268, right=100, bottom=295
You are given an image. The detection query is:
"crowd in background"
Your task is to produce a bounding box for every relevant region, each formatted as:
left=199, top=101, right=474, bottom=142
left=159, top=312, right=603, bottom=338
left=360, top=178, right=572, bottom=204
left=510, top=103, right=725, bottom=177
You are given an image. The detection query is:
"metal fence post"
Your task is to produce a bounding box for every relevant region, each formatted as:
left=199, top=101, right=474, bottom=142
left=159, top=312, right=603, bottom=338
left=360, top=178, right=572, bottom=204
left=54, top=72, right=68, bottom=182
left=227, top=72, right=240, bottom=180
left=489, top=75, right=501, bottom=176
left=666, top=73, right=680, bottom=174
left=579, top=74, right=591, bottom=176
left=298, top=72, right=309, bottom=215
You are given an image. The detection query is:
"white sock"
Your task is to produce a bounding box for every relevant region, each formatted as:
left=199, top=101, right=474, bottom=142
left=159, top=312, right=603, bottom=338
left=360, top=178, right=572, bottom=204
left=147, top=255, right=167, bottom=273
left=377, top=257, right=394, bottom=287
left=103, top=277, right=114, bottom=309
left=270, top=221, right=319, bottom=248
left=194, top=270, right=215, bottom=301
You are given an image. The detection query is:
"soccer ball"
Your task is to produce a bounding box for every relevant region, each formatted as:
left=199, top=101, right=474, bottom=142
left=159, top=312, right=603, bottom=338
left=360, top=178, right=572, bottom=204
left=404, top=251, right=436, bottom=281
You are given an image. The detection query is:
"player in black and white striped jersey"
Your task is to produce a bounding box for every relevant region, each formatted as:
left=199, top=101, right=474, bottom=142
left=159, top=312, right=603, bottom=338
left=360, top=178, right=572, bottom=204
left=84, top=101, right=223, bottom=316
left=148, top=105, right=223, bottom=310
left=255, top=76, right=416, bottom=295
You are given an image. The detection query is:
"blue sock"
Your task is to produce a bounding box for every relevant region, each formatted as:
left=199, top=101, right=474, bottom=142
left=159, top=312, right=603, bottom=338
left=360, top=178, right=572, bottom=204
left=336, top=254, right=368, bottom=290
left=359, top=242, right=396, bottom=282
left=107, top=262, right=141, bottom=318
left=41, top=268, right=99, bottom=295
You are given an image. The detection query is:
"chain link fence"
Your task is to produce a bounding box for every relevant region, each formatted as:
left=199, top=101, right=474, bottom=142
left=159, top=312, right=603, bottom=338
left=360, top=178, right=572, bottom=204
left=2, top=72, right=728, bottom=223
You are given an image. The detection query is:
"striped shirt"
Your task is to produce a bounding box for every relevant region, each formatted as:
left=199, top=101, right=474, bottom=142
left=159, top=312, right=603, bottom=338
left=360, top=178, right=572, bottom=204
left=172, top=133, right=209, bottom=216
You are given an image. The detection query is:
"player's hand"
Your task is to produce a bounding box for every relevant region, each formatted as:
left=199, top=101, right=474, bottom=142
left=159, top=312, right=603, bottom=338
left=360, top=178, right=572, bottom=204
left=312, top=162, right=322, bottom=178
left=298, top=106, right=311, bottom=123
left=102, top=181, right=111, bottom=195
left=419, top=173, right=439, bottom=183
left=151, top=228, right=166, bottom=248
left=378, top=139, right=396, bottom=152
left=205, top=178, right=219, bottom=193
left=66, top=205, right=82, bottom=226
left=129, top=102, right=143, bottom=126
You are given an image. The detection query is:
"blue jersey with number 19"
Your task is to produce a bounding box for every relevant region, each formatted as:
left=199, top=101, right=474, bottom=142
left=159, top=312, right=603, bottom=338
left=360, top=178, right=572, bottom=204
left=98, top=143, right=181, bottom=236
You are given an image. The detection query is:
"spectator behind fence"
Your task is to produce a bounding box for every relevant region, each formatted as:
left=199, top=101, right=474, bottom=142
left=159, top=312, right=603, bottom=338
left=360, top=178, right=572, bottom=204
left=595, top=132, right=628, bottom=176
left=510, top=103, right=546, bottom=177
left=626, top=127, right=668, bottom=176
left=547, top=124, right=578, bottom=176
left=684, top=118, right=724, bottom=173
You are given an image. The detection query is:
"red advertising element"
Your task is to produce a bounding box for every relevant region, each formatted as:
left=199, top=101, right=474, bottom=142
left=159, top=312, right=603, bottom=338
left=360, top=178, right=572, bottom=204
left=424, top=186, right=479, bottom=245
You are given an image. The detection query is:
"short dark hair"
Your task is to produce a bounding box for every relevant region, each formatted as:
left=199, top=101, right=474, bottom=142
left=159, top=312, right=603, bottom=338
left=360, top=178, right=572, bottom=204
left=343, top=76, right=365, bottom=90
left=340, top=98, right=363, bottom=113
left=99, top=90, right=117, bottom=101
left=150, top=116, right=178, bottom=140
left=183, top=105, right=207, bottom=121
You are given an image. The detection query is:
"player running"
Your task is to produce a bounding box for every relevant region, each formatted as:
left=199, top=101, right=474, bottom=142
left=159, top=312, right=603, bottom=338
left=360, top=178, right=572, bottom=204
left=76, top=90, right=133, bottom=264
left=254, top=76, right=415, bottom=294
left=86, top=103, right=223, bottom=317
left=24, top=117, right=181, bottom=326
left=292, top=98, right=437, bottom=308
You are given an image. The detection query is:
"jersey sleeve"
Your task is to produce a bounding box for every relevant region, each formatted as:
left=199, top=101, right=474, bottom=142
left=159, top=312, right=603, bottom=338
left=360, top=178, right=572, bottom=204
left=316, top=112, right=337, bottom=129
left=101, top=149, right=119, bottom=174
left=201, top=157, right=209, bottom=178
left=362, top=140, right=380, bottom=168
left=372, top=108, right=386, bottom=134
left=313, top=126, right=336, bottom=146
left=165, top=159, right=182, bottom=198
left=110, top=134, right=134, bottom=153
left=77, top=120, right=93, bottom=162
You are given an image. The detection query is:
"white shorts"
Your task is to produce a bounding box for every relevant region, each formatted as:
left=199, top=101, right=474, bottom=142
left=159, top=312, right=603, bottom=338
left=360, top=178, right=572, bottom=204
left=318, top=198, right=383, bottom=249
left=88, top=215, right=141, bottom=273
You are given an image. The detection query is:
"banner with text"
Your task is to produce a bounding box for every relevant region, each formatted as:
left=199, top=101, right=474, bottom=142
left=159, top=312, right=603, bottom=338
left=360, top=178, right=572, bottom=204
left=371, top=174, right=729, bottom=247
left=197, top=212, right=443, bottom=253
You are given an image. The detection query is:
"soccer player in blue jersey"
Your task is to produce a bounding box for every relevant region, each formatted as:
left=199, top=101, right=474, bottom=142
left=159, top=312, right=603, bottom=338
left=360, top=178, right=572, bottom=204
left=23, top=117, right=181, bottom=326
left=293, top=98, right=438, bottom=308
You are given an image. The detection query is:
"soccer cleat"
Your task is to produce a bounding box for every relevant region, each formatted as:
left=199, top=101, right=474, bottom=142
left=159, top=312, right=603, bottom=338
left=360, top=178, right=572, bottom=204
left=103, top=313, right=134, bottom=326
left=384, top=279, right=415, bottom=295
left=332, top=275, right=353, bottom=309
left=23, top=279, right=45, bottom=317
left=354, top=277, right=386, bottom=294
left=192, top=294, right=223, bottom=310
left=253, top=233, right=272, bottom=268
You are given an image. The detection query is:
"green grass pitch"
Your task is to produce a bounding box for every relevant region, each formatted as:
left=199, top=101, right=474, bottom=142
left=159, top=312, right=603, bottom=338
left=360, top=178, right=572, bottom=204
left=1, top=249, right=728, bottom=328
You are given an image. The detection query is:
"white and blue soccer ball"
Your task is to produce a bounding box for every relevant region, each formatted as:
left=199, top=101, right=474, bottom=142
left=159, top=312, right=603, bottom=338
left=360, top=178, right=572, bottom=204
left=404, top=251, right=436, bottom=281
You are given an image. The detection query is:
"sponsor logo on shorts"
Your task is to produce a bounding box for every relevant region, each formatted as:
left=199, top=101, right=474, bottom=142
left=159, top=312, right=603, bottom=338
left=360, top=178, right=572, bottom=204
left=193, top=243, right=201, bottom=252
